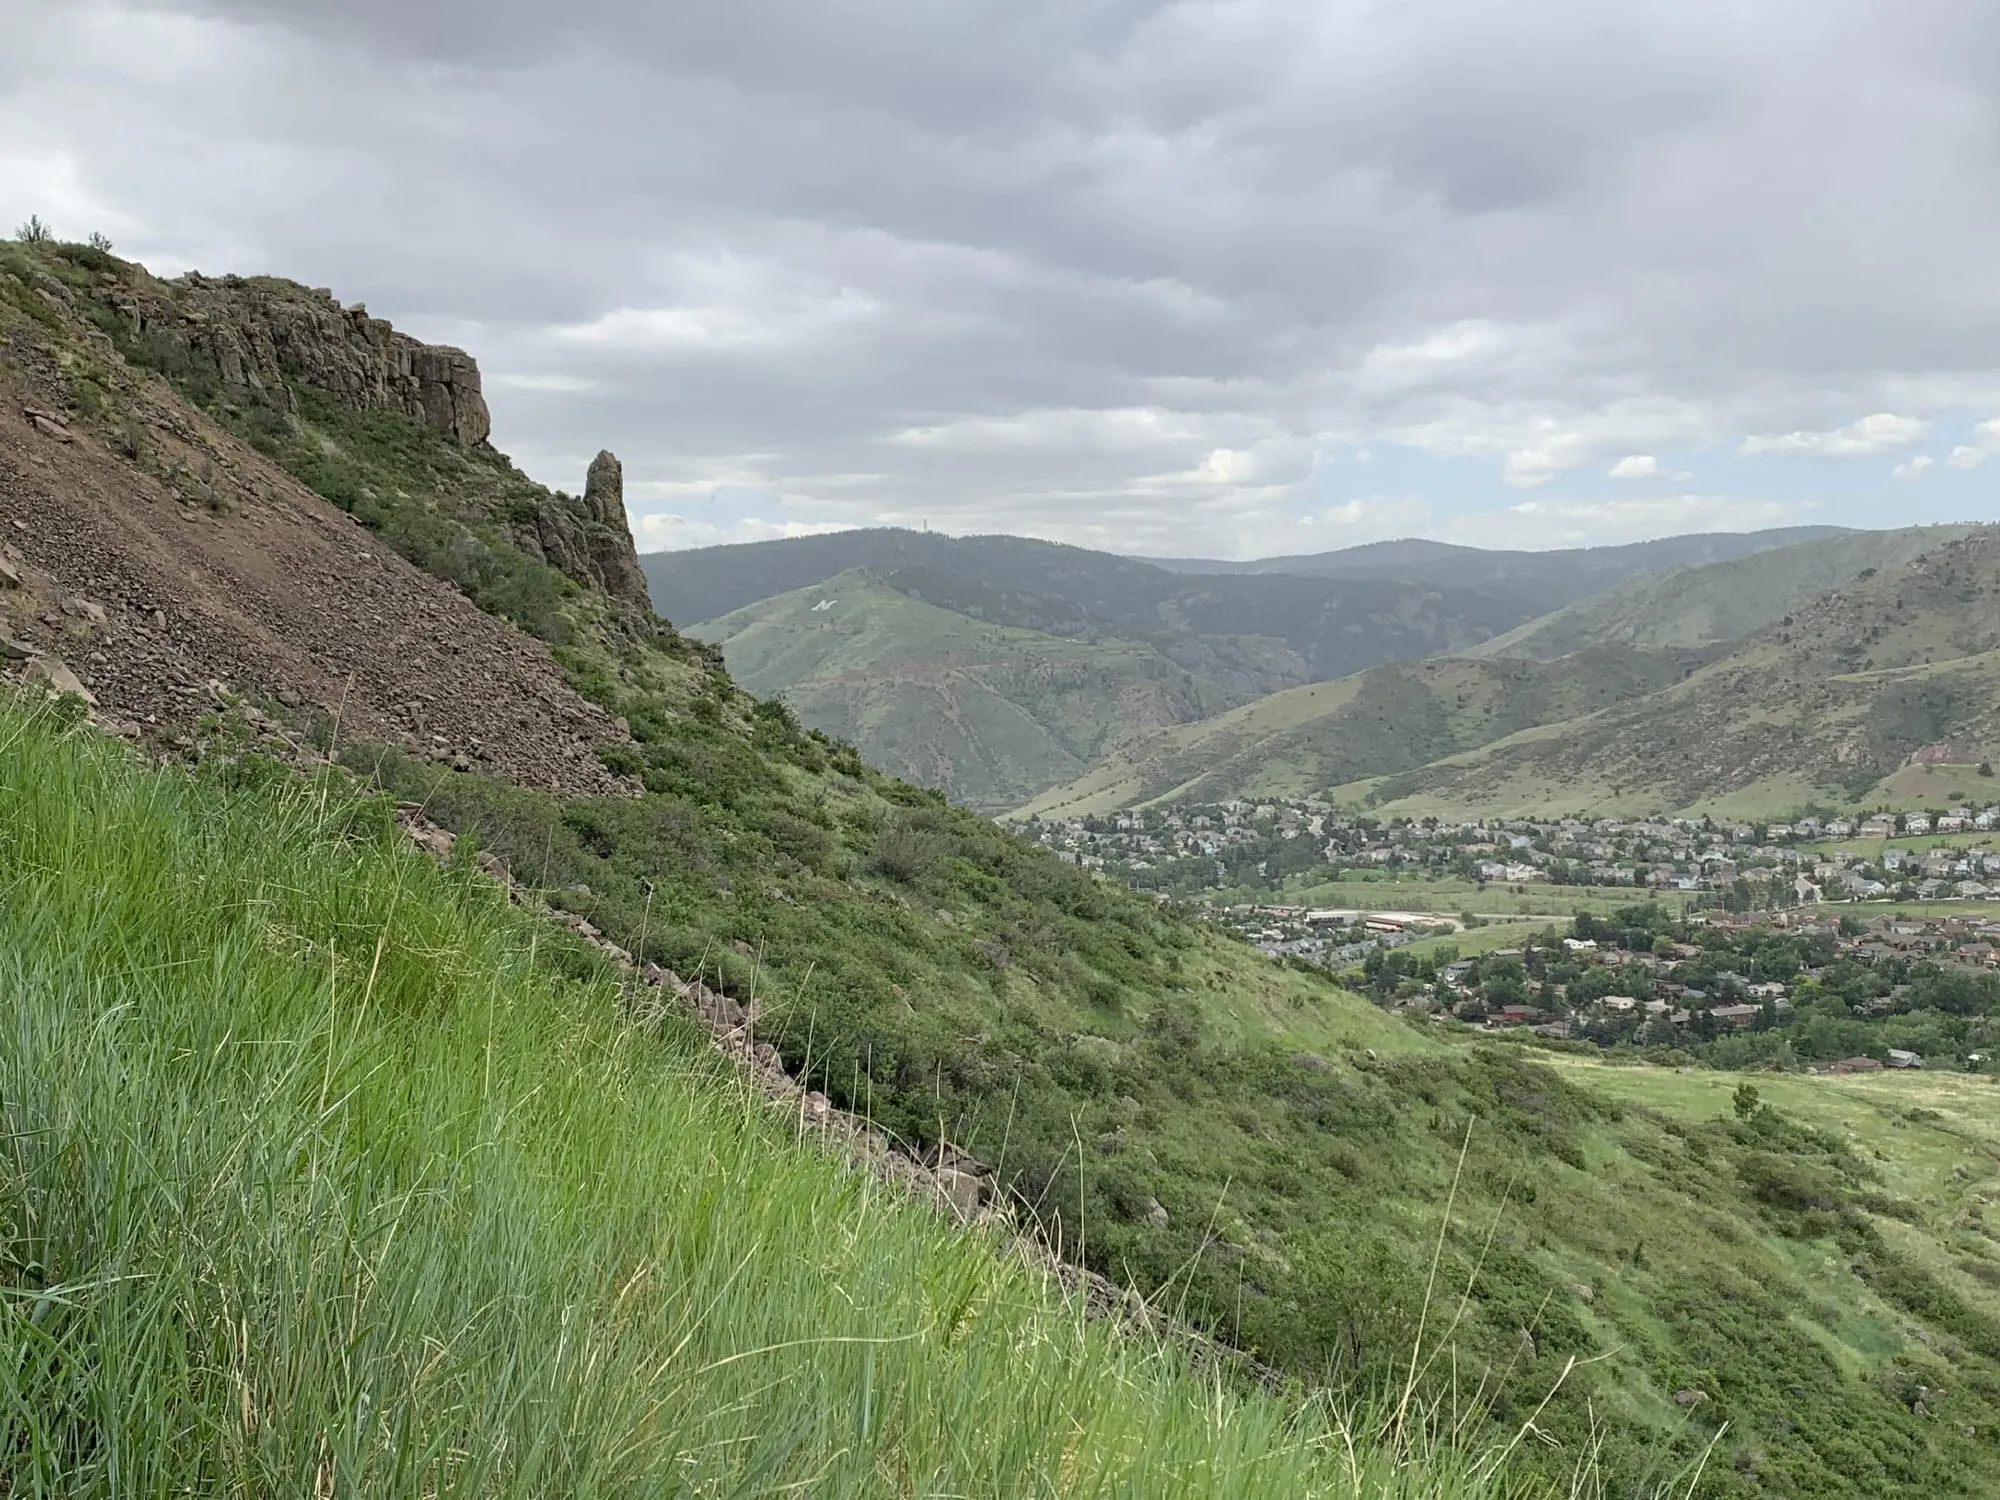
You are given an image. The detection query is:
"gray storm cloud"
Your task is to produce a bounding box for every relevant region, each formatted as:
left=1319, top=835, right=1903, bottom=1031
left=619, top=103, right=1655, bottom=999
left=4, top=0, right=1999, bottom=554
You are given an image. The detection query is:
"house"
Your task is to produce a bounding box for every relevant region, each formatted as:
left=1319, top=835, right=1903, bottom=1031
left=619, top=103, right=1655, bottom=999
left=1600, top=996, right=1640, bottom=1013
left=1708, top=1003, right=1761, bottom=1029
left=1824, top=1056, right=1885, bottom=1074
left=1887, top=1049, right=1924, bottom=1069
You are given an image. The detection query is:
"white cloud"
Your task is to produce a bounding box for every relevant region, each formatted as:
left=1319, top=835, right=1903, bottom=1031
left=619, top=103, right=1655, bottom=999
left=1975, top=418, right=2000, bottom=451
left=886, top=407, right=1209, bottom=453
left=1892, top=455, right=1936, bottom=480
left=1607, top=453, right=1691, bottom=481
left=1741, top=412, right=1930, bottom=457
left=1945, top=445, right=1988, bottom=470
left=1387, top=401, right=1715, bottom=492
left=1293, top=494, right=1432, bottom=543
left=633, top=512, right=858, bottom=551
left=490, top=371, right=599, bottom=393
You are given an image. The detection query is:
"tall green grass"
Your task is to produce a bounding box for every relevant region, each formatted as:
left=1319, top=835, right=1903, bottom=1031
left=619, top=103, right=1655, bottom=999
left=0, top=702, right=1570, bottom=1497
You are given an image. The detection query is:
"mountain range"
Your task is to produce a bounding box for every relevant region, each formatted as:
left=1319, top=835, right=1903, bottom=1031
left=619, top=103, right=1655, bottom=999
left=660, top=524, right=1904, bottom=812
left=1024, top=523, right=1992, bottom=818
left=656, top=520, right=1991, bottom=816
left=1139, top=527, right=1847, bottom=585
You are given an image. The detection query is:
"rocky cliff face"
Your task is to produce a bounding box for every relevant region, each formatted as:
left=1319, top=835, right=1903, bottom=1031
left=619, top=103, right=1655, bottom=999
left=102, top=270, right=650, bottom=611
left=121, top=273, right=491, bottom=447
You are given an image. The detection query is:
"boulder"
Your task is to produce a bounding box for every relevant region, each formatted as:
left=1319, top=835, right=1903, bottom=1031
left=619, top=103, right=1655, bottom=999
left=27, top=656, right=95, bottom=705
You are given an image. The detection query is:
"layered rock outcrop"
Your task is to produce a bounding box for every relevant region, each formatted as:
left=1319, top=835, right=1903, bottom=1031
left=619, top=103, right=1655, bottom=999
left=103, top=271, right=653, bottom=612
left=121, top=274, right=491, bottom=447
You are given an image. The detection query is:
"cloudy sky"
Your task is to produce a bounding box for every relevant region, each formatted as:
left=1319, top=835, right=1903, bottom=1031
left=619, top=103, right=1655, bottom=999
left=4, top=1, right=1998, bottom=558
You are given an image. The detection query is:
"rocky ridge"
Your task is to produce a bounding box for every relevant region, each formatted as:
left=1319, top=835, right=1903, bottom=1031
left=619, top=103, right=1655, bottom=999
left=0, top=261, right=638, bottom=791
left=117, top=270, right=494, bottom=447
left=13, top=253, right=650, bottom=611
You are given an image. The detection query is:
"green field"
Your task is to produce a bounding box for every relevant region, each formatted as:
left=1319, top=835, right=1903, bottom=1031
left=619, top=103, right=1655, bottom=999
left=1542, top=1059, right=2000, bottom=1245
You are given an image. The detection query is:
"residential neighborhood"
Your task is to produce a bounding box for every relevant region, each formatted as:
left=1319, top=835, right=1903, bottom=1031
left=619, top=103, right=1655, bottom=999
left=1017, top=798, right=2000, bottom=905
left=1331, top=903, right=2000, bottom=1074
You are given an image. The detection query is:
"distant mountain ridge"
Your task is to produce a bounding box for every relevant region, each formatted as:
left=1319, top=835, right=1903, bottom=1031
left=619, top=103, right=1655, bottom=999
left=1469, top=525, right=1978, bottom=661
left=653, top=523, right=1944, bottom=810
left=1362, top=524, right=2000, bottom=816
left=654, top=530, right=1555, bottom=715
left=644, top=525, right=1850, bottom=627
left=1026, top=523, right=2000, bottom=819
left=1135, top=526, right=1850, bottom=584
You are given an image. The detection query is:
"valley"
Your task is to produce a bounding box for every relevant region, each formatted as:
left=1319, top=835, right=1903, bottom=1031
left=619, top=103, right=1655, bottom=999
left=6, top=230, right=2000, bottom=1498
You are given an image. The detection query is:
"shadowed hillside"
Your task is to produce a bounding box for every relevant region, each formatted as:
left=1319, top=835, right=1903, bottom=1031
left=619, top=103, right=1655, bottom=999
left=692, top=569, right=1231, bottom=810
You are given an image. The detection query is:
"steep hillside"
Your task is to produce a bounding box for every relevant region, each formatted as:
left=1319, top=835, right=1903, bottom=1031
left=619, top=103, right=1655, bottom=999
left=1, top=696, right=1464, bottom=1499
left=1020, top=647, right=1707, bottom=817
left=1361, top=525, right=2000, bottom=817
left=1472, top=526, right=1981, bottom=661
left=9, top=234, right=1999, bottom=1496
left=1145, top=527, right=1848, bottom=587
left=692, top=570, right=1229, bottom=810
left=646, top=529, right=1549, bottom=699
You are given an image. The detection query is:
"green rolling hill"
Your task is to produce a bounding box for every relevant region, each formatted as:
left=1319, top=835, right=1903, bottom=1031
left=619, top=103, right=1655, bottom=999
left=692, top=571, right=1230, bottom=811
left=1471, top=525, right=1982, bottom=662
left=1361, top=524, right=2000, bottom=817
left=1017, top=646, right=1708, bottom=818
